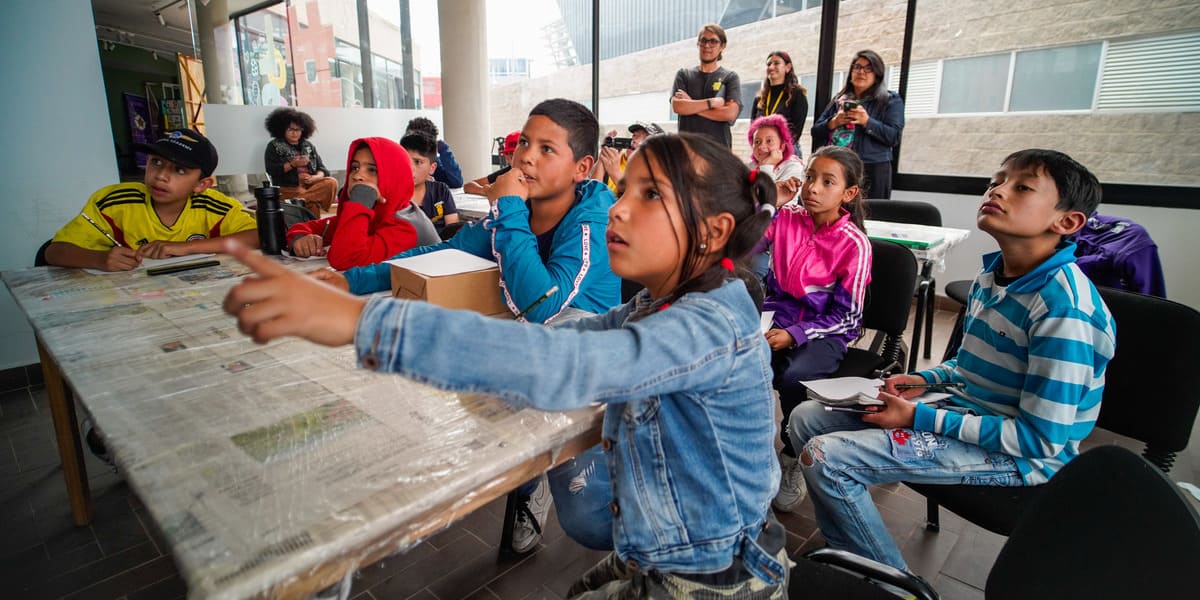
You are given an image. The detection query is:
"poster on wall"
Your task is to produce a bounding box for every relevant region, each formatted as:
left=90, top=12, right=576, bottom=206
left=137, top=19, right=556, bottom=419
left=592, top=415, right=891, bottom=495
left=162, top=99, right=186, bottom=130
left=123, top=93, right=153, bottom=169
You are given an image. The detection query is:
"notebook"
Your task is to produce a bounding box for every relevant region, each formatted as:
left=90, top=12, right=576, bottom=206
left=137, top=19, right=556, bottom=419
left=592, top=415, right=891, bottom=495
left=801, top=376, right=951, bottom=407
left=83, top=253, right=217, bottom=275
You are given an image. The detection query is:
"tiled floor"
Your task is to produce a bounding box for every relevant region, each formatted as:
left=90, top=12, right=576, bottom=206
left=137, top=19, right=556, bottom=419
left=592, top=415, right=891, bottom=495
left=2, top=306, right=1198, bottom=599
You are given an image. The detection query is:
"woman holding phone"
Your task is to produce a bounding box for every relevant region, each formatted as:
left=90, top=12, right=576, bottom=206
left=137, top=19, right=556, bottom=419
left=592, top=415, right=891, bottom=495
left=264, top=107, right=337, bottom=216
left=811, top=50, right=905, bottom=199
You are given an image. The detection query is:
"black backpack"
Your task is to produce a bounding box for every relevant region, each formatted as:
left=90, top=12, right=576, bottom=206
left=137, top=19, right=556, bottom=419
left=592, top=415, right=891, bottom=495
left=281, top=201, right=318, bottom=229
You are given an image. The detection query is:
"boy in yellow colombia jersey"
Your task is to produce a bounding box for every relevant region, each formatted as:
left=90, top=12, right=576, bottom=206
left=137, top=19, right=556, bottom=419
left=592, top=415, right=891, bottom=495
left=46, top=129, right=259, bottom=271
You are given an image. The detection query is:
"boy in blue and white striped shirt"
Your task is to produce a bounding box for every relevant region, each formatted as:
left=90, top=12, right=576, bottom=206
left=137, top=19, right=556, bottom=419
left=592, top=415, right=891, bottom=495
left=787, top=149, right=1116, bottom=571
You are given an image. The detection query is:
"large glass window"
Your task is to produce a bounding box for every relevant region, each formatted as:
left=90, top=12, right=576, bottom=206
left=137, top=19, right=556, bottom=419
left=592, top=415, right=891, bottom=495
left=333, top=39, right=364, bottom=107
left=237, top=8, right=294, bottom=106
left=231, top=0, right=420, bottom=109
left=938, top=53, right=1010, bottom=114
left=582, top=1, right=827, bottom=160
left=288, top=0, right=358, bottom=108
left=1009, top=43, right=1102, bottom=112
left=365, top=0, right=417, bottom=109
left=487, top=0, right=592, bottom=163
left=799, top=74, right=819, bottom=119
left=900, top=0, right=1199, bottom=186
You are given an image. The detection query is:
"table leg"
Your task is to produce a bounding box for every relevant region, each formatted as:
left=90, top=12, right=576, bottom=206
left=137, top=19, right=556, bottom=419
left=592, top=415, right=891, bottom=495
left=36, top=336, right=92, bottom=526
left=909, top=282, right=927, bottom=373
left=924, top=275, right=937, bottom=360
left=498, top=491, right=519, bottom=558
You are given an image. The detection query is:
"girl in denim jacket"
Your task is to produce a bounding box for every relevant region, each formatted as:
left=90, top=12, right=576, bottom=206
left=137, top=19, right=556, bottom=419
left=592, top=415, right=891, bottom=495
left=223, top=133, right=790, bottom=597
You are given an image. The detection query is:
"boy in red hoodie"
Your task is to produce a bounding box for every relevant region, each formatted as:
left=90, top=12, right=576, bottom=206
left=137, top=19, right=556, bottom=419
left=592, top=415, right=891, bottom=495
left=287, top=137, right=418, bottom=270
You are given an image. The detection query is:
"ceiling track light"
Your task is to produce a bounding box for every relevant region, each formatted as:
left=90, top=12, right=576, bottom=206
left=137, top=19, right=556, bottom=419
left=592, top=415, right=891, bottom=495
left=156, top=12, right=166, bottom=26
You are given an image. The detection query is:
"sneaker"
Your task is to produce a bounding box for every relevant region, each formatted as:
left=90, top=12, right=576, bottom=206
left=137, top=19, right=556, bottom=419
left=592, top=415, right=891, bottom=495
left=81, top=417, right=113, bottom=466
left=773, top=454, right=807, bottom=513
left=511, top=474, right=552, bottom=554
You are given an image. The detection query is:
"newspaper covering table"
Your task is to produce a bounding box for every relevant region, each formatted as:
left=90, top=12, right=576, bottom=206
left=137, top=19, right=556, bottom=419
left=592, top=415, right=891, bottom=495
left=3, top=256, right=602, bottom=599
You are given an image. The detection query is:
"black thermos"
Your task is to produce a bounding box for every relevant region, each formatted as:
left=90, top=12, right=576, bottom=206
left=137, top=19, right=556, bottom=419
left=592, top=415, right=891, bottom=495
left=255, top=181, right=286, bottom=255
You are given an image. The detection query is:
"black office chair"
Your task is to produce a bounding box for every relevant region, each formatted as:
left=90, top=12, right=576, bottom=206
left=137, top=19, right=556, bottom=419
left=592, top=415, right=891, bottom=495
left=791, top=445, right=1200, bottom=599
left=940, top=279, right=972, bottom=361
left=863, top=200, right=942, bottom=372
left=831, top=239, right=918, bottom=379
left=35, top=239, right=52, bottom=266
left=908, top=285, right=1200, bottom=535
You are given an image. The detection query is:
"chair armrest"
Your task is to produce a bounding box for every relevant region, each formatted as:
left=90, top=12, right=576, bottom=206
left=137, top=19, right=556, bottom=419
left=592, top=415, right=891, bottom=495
left=803, top=548, right=940, bottom=600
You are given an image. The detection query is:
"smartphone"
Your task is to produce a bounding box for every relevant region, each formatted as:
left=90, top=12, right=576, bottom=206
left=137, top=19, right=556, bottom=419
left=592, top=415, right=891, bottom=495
left=603, top=136, right=634, bottom=150
left=843, top=100, right=860, bottom=112
left=486, top=164, right=513, bottom=184
left=147, top=259, right=220, bottom=276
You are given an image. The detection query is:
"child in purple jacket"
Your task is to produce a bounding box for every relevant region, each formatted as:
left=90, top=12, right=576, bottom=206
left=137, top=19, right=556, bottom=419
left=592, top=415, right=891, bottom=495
left=753, top=145, right=873, bottom=513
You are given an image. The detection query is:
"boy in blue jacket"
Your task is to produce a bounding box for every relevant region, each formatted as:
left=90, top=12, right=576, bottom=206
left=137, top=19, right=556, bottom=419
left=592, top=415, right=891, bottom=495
left=318, top=99, right=620, bottom=324
left=788, top=149, right=1116, bottom=571
left=315, top=99, right=621, bottom=553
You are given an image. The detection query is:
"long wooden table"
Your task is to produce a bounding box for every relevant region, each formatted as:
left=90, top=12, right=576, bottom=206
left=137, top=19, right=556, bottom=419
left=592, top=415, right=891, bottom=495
left=4, top=257, right=602, bottom=599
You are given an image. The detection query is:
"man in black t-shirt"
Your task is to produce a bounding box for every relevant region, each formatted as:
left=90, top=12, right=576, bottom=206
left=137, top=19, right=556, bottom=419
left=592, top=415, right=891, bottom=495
left=671, top=23, right=742, bottom=148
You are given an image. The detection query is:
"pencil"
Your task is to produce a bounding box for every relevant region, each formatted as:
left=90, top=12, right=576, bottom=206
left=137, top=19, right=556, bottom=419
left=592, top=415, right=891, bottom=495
left=514, top=285, right=558, bottom=322
left=80, top=213, right=124, bottom=248
left=320, top=218, right=331, bottom=240
left=893, top=382, right=965, bottom=391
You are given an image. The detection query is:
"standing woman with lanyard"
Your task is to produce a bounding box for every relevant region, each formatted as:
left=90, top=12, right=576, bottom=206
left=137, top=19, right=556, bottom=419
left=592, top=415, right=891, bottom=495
left=811, top=49, right=905, bottom=199
left=752, top=51, right=809, bottom=160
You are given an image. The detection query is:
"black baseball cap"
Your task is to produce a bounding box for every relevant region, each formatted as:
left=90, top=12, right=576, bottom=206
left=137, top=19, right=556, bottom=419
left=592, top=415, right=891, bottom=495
left=628, top=121, right=665, bottom=136
left=134, top=129, right=219, bottom=177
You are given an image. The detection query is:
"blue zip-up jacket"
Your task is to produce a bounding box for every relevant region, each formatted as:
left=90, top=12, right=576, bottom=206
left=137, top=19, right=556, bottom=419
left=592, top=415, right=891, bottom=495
left=353, top=279, right=785, bottom=583
left=811, top=90, right=905, bottom=164
left=343, top=180, right=620, bottom=324
left=913, top=242, right=1116, bottom=484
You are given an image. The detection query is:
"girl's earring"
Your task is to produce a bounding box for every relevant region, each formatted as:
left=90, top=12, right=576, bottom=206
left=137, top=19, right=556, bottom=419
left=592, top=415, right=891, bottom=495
left=699, top=243, right=708, bottom=250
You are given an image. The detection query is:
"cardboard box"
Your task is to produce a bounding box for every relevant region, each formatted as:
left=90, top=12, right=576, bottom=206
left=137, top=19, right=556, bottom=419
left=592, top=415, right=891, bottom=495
left=388, top=249, right=510, bottom=317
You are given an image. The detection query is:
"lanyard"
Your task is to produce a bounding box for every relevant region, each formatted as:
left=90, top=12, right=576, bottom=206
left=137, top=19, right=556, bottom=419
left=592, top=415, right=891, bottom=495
left=765, top=88, right=785, bottom=115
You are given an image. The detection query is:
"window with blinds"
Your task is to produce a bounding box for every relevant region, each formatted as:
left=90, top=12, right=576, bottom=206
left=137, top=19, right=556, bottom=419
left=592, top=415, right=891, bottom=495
left=1096, top=31, right=1200, bottom=111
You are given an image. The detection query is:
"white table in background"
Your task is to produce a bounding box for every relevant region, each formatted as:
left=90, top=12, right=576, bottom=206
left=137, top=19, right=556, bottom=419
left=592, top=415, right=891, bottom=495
left=451, top=190, right=490, bottom=221
left=865, top=219, right=972, bottom=370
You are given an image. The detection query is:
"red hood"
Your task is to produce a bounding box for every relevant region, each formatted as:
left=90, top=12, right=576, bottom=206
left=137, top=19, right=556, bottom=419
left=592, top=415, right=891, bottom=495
left=336, top=137, right=414, bottom=224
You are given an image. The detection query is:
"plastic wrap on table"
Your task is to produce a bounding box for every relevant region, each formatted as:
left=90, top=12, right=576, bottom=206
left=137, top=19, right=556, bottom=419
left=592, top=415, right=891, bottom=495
left=2, top=256, right=602, bottom=599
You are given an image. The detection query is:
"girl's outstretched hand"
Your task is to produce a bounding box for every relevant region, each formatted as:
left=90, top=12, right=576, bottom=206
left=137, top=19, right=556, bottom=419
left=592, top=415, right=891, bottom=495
left=222, top=239, right=366, bottom=346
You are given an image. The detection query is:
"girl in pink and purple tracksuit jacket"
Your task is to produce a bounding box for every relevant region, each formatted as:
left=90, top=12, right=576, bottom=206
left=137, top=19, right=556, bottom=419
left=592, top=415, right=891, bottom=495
left=753, top=145, right=873, bottom=460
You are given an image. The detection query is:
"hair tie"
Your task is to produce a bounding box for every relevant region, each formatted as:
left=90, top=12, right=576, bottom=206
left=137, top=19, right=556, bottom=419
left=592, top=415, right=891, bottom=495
left=720, top=257, right=735, bottom=272
left=748, top=168, right=759, bottom=184
left=759, top=203, right=776, bottom=217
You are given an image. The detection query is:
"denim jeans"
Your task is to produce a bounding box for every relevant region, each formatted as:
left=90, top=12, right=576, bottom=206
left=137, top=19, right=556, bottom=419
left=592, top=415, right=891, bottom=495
left=787, top=401, right=1023, bottom=570
left=547, top=445, right=614, bottom=550
left=771, top=338, right=846, bottom=456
